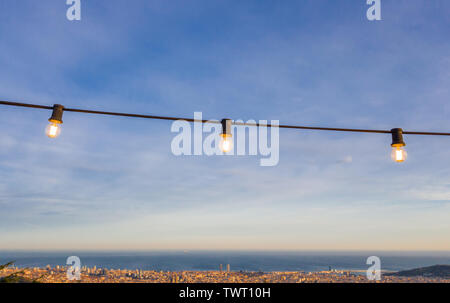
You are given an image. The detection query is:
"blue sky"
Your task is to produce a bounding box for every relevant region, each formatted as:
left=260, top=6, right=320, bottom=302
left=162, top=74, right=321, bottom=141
left=0, top=0, right=449, bottom=250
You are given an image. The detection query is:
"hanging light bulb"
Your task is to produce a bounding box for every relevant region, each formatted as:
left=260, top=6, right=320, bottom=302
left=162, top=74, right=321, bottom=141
left=220, top=118, right=233, bottom=153
left=219, top=135, right=233, bottom=153
left=391, top=146, right=407, bottom=162
left=390, top=128, right=407, bottom=163
left=45, top=122, right=61, bottom=138
left=46, top=104, right=64, bottom=138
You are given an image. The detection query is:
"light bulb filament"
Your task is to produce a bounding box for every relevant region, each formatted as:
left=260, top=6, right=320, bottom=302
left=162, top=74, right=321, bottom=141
left=395, top=149, right=403, bottom=161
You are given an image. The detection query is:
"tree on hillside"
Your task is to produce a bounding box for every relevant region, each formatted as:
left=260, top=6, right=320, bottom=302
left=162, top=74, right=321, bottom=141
left=0, top=261, right=44, bottom=283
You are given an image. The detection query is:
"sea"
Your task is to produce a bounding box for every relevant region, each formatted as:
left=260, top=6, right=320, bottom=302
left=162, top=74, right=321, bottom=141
left=1, top=251, right=449, bottom=272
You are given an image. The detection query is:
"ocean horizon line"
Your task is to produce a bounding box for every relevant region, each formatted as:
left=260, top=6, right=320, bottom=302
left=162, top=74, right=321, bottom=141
left=1, top=249, right=450, bottom=255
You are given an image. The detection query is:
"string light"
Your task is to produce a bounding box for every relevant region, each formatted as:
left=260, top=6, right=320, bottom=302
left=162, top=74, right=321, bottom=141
left=1, top=100, right=450, bottom=163
left=219, top=119, right=233, bottom=153
left=45, top=104, right=64, bottom=138
left=390, top=128, right=407, bottom=163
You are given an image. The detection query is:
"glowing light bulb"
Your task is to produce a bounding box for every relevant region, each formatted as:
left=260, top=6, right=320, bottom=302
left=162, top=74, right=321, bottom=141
left=219, top=135, right=233, bottom=153
left=391, top=146, right=407, bottom=163
left=45, top=122, right=61, bottom=138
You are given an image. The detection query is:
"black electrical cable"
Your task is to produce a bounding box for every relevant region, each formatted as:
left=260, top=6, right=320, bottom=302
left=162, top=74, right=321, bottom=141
left=1, top=100, right=450, bottom=136
left=0, top=100, right=53, bottom=110
left=234, top=121, right=391, bottom=134
left=64, top=107, right=218, bottom=124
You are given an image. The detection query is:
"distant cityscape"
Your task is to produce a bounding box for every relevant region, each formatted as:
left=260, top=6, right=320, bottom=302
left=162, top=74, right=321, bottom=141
left=1, top=264, right=448, bottom=283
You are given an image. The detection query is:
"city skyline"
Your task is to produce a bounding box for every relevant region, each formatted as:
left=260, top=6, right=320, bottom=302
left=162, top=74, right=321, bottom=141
left=0, top=1, right=449, bottom=251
